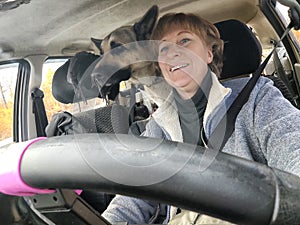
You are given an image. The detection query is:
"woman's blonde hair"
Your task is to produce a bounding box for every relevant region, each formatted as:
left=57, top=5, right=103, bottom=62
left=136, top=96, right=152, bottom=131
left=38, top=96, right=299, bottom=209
left=151, top=13, right=224, bottom=77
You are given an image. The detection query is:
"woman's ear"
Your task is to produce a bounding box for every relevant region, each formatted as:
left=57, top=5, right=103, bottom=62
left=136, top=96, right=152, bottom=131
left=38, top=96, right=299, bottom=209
left=207, top=48, right=213, bottom=64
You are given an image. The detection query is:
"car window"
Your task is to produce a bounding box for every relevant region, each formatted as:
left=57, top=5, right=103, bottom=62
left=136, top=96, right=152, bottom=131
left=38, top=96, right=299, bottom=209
left=0, top=62, right=18, bottom=144
left=275, top=2, right=300, bottom=49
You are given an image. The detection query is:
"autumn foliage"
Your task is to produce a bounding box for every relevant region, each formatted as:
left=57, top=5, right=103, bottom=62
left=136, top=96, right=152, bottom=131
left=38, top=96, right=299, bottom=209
left=293, top=30, right=300, bottom=43
left=0, top=67, right=71, bottom=141
left=0, top=101, right=14, bottom=140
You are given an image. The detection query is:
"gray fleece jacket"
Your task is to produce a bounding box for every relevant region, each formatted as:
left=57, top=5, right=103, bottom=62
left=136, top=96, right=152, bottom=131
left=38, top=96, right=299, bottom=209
left=102, top=72, right=300, bottom=224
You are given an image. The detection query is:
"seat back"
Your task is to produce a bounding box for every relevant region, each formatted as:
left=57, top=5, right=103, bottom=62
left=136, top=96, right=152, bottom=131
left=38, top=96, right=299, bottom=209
left=50, top=52, right=129, bottom=136
left=74, top=104, right=129, bottom=134
left=216, top=19, right=295, bottom=106
left=215, top=19, right=262, bottom=79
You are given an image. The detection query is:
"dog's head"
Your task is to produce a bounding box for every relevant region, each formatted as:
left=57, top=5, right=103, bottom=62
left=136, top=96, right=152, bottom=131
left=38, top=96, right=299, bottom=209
left=90, top=5, right=159, bottom=100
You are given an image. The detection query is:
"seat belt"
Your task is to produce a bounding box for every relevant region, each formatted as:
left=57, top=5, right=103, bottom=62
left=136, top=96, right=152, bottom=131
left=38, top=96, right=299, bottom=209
left=207, top=24, right=292, bottom=162
left=272, top=43, right=298, bottom=106
left=129, top=84, right=137, bottom=125
left=31, top=88, right=48, bottom=137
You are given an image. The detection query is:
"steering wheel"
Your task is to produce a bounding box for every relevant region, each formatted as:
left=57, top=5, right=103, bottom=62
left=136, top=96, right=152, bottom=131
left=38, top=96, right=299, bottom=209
left=1, top=133, right=300, bottom=225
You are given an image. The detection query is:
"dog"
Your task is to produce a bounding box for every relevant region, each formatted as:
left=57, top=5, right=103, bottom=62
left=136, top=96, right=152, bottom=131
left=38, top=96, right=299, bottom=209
left=90, top=5, right=171, bottom=110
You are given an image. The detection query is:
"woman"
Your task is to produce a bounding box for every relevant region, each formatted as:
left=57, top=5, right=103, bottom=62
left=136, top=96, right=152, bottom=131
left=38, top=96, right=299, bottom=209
left=102, top=13, right=300, bottom=224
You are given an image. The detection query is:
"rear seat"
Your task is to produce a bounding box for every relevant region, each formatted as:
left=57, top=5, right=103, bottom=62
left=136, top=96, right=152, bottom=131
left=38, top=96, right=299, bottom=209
left=48, top=51, right=129, bottom=137
left=48, top=51, right=129, bottom=213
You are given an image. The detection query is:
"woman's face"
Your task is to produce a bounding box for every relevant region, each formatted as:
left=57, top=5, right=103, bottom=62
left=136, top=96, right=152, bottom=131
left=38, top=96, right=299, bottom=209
left=158, top=29, right=213, bottom=99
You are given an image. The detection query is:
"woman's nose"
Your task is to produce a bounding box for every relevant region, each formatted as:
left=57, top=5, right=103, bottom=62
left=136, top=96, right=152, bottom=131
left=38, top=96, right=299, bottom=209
left=167, top=44, right=180, bottom=58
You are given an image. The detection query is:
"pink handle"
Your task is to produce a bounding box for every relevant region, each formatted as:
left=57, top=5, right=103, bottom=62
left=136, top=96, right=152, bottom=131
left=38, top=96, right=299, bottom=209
left=0, top=137, right=55, bottom=196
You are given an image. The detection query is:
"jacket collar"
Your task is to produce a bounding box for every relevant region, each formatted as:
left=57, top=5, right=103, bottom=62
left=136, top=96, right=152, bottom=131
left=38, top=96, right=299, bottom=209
left=152, top=72, right=231, bottom=142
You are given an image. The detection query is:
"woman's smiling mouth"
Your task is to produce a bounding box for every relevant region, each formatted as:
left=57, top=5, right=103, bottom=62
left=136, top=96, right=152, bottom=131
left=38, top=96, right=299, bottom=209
left=169, top=63, right=190, bottom=72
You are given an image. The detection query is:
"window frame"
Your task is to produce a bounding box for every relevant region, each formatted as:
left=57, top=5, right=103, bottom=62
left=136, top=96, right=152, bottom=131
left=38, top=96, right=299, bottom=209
left=13, top=59, right=31, bottom=142
left=0, top=60, right=25, bottom=143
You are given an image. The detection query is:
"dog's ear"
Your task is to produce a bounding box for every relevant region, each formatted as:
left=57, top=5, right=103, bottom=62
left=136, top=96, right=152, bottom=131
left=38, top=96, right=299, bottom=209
left=133, top=5, right=159, bottom=41
left=91, top=37, right=104, bottom=54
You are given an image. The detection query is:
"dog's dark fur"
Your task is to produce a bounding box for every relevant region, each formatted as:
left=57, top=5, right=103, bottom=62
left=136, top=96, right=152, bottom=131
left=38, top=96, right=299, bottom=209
left=91, top=5, right=171, bottom=106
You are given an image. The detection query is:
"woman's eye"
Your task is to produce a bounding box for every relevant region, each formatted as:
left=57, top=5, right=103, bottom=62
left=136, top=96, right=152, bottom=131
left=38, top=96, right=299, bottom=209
left=159, top=46, right=168, bottom=53
left=180, top=38, right=190, bottom=45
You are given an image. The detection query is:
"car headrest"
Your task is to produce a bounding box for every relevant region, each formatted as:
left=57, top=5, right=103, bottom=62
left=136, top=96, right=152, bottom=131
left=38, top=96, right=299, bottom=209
left=214, top=19, right=262, bottom=79
left=52, top=52, right=100, bottom=104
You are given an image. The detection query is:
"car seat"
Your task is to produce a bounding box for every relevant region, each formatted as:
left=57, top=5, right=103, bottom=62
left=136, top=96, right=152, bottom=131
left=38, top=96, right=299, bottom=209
left=215, top=19, right=262, bottom=79
left=49, top=51, right=129, bottom=137
left=48, top=51, right=129, bottom=213
left=215, top=19, right=294, bottom=103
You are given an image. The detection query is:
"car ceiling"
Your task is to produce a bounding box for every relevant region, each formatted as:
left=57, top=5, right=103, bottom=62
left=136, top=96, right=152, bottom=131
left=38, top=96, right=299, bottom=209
left=0, top=0, right=276, bottom=61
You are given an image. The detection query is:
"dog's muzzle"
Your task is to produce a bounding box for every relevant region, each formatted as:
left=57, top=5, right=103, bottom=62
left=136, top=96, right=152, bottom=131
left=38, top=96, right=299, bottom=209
left=91, top=67, right=132, bottom=101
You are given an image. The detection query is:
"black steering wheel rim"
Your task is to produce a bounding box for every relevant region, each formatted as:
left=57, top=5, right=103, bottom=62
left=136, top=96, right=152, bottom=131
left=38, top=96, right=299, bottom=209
left=0, top=134, right=300, bottom=224
left=11, top=133, right=299, bottom=225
